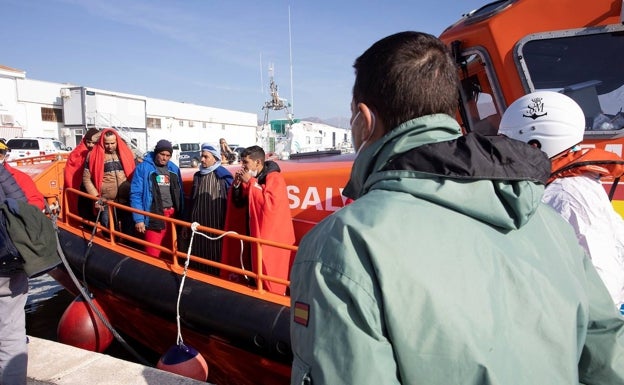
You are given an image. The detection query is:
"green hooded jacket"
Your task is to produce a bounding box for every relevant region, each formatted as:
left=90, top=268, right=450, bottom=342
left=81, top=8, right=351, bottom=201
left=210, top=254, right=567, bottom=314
left=290, top=114, right=624, bottom=385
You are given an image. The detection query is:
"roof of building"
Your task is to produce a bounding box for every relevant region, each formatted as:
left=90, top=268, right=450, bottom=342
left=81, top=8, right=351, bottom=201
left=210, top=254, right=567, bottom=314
left=0, top=64, right=26, bottom=78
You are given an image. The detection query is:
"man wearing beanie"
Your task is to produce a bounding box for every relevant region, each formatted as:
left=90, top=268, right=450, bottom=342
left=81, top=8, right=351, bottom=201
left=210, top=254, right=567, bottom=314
left=130, top=139, right=184, bottom=258
left=182, top=143, right=233, bottom=274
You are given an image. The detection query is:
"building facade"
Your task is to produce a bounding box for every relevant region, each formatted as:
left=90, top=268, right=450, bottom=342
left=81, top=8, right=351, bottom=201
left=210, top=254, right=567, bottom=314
left=0, top=64, right=258, bottom=153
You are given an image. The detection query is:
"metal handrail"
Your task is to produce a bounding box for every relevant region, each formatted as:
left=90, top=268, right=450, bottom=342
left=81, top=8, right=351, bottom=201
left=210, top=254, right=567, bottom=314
left=62, top=187, right=297, bottom=293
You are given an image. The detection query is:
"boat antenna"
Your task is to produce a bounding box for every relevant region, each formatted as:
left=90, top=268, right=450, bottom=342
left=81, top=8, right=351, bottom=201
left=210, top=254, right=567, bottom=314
left=262, top=64, right=292, bottom=124
left=288, top=5, right=294, bottom=116
left=260, top=52, right=264, bottom=96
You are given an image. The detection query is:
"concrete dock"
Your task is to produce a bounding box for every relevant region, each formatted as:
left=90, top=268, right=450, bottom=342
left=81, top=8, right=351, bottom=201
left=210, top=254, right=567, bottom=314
left=27, top=336, right=211, bottom=385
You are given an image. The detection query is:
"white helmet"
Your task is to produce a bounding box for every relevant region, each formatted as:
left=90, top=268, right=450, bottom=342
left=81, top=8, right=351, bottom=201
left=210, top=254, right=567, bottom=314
left=498, top=91, right=585, bottom=158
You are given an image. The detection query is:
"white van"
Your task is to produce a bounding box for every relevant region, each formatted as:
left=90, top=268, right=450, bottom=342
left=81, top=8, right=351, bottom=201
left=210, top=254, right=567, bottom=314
left=6, top=137, right=70, bottom=158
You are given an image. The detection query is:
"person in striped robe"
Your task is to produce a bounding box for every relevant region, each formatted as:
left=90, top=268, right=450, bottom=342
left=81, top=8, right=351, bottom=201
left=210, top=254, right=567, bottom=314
left=185, top=144, right=233, bottom=274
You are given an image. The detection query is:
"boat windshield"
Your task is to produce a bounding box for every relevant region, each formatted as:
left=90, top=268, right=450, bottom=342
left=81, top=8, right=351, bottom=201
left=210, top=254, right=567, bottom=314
left=519, top=27, right=624, bottom=131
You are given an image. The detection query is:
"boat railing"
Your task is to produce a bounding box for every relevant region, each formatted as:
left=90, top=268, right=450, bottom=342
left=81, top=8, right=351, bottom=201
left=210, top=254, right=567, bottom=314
left=61, top=187, right=296, bottom=300
left=11, top=153, right=69, bottom=165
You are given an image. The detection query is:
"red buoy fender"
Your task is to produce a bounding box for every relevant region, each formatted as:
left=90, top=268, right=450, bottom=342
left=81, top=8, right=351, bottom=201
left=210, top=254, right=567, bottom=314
left=57, top=295, right=113, bottom=352
left=157, top=344, right=209, bottom=382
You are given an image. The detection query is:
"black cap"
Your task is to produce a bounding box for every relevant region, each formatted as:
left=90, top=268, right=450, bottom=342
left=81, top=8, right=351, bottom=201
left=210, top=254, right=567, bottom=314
left=154, top=139, right=173, bottom=154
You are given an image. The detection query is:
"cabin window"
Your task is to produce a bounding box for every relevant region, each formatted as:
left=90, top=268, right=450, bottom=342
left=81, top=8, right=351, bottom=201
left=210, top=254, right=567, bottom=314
left=147, top=117, right=161, bottom=129
left=41, top=107, right=63, bottom=122
left=458, top=52, right=501, bottom=136
left=519, top=26, right=624, bottom=131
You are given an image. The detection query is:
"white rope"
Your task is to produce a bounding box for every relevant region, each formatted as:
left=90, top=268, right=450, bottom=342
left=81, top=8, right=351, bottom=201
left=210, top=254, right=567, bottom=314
left=188, top=227, right=247, bottom=278
left=174, top=222, right=245, bottom=347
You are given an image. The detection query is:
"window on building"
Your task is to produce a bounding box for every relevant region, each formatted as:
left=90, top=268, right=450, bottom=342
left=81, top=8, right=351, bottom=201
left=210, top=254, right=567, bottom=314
left=74, top=128, right=84, bottom=146
left=41, top=107, right=63, bottom=122
left=202, top=122, right=207, bottom=128
left=147, top=117, right=162, bottom=129
left=189, top=120, right=194, bottom=127
left=179, top=120, right=184, bottom=127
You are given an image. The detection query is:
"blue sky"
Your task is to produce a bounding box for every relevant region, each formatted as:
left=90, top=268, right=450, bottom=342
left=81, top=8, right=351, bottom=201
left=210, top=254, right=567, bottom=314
left=4, top=0, right=488, bottom=124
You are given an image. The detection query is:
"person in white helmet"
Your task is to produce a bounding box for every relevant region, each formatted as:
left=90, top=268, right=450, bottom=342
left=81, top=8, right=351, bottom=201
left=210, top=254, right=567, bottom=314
left=499, top=90, right=624, bottom=312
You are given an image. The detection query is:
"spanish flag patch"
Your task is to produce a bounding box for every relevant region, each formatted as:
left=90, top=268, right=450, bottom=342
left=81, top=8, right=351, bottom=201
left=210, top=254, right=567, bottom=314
left=294, top=301, right=310, bottom=327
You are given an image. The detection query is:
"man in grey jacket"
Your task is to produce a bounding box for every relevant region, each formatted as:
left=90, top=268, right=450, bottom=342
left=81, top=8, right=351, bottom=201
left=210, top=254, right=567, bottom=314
left=0, top=162, right=29, bottom=385
left=289, top=31, right=624, bottom=384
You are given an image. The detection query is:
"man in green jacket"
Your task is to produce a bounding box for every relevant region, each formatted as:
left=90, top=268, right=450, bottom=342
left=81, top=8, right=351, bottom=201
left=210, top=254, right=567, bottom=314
left=289, top=31, right=624, bottom=384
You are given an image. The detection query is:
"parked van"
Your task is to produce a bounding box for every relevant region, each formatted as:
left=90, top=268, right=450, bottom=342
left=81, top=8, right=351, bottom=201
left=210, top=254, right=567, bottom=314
left=178, top=142, right=201, bottom=168
left=6, top=137, right=70, bottom=158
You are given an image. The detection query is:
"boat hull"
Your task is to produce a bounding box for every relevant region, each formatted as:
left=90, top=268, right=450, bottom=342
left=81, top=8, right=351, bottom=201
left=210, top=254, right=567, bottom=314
left=54, top=228, right=292, bottom=385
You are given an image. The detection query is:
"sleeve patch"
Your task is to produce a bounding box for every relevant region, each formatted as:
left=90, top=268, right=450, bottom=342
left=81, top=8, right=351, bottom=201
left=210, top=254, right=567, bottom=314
left=294, top=301, right=310, bottom=327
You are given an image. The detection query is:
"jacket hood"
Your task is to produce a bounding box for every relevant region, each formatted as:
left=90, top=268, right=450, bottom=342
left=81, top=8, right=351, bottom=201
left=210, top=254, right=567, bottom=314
left=257, top=160, right=281, bottom=183
left=143, top=151, right=172, bottom=168
left=344, top=114, right=551, bottom=230
left=264, top=160, right=281, bottom=174
left=144, top=152, right=156, bottom=166
left=344, top=114, right=463, bottom=199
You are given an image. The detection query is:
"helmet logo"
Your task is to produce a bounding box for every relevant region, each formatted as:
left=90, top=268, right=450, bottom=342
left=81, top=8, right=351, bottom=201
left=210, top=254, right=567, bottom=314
left=522, top=97, right=548, bottom=120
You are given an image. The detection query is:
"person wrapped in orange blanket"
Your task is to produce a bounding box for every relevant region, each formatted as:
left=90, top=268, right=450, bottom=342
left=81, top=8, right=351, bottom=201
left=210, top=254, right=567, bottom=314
left=221, top=145, right=295, bottom=295
left=82, top=128, right=136, bottom=232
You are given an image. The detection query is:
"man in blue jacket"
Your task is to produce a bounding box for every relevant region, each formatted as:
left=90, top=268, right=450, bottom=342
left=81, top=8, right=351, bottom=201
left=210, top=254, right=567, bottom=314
left=130, top=139, right=184, bottom=258
left=289, top=31, right=624, bottom=384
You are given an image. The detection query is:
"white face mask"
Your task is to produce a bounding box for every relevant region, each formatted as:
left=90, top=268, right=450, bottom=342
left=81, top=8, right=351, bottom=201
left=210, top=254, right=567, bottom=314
left=351, top=111, right=376, bottom=156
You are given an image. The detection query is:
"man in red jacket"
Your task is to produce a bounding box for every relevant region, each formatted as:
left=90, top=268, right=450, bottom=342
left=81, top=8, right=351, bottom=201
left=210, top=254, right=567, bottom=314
left=0, top=142, right=44, bottom=210
left=221, top=145, right=295, bottom=295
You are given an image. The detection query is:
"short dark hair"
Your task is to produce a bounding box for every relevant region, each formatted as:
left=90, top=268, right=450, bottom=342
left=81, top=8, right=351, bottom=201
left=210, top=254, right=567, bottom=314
left=242, top=145, right=265, bottom=164
left=353, top=31, right=459, bottom=132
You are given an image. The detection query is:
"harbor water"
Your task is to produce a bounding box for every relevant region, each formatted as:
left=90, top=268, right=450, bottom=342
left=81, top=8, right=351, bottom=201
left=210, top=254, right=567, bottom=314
left=25, top=274, right=160, bottom=365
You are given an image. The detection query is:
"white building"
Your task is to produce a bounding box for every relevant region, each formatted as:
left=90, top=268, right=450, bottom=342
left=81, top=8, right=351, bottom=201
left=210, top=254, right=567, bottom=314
left=0, top=64, right=257, bottom=153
